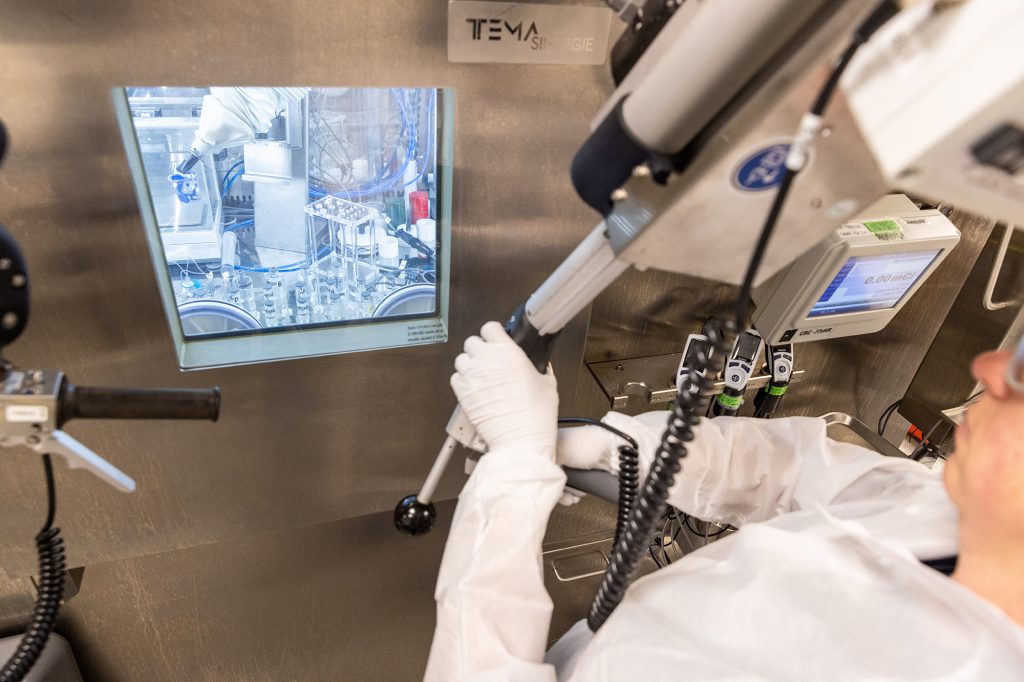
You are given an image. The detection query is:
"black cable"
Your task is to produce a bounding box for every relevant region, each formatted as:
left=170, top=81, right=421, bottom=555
left=706, top=523, right=732, bottom=538
left=586, top=6, right=895, bottom=630
left=647, top=509, right=685, bottom=569
left=41, top=455, right=56, bottom=532
left=910, top=419, right=945, bottom=462
left=908, top=390, right=984, bottom=461
left=878, top=399, right=902, bottom=436
left=0, top=455, right=67, bottom=682
left=809, top=41, right=861, bottom=116
left=732, top=169, right=796, bottom=325
left=556, top=417, right=638, bottom=450
left=658, top=517, right=674, bottom=565
left=557, top=418, right=639, bottom=551
left=962, top=389, right=985, bottom=405
left=614, top=446, right=639, bottom=550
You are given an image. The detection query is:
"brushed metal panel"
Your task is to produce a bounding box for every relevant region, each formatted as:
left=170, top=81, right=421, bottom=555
left=52, top=504, right=455, bottom=682
left=0, top=0, right=614, bottom=576
left=901, top=224, right=1024, bottom=441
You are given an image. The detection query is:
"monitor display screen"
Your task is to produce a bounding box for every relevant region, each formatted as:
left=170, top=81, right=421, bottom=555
left=807, top=249, right=942, bottom=318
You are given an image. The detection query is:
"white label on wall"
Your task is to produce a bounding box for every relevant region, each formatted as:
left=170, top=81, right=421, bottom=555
left=5, top=405, right=48, bottom=423
left=448, top=1, right=612, bottom=65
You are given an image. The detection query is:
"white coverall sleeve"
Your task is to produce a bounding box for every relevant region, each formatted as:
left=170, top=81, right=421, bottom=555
left=600, top=413, right=925, bottom=526
left=424, top=446, right=565, bottom=682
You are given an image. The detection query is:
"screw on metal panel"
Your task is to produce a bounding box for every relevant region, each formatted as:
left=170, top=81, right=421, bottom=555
left=611, top=189, right=628, bottom=202
left=2, top=312, right=18, bottom=329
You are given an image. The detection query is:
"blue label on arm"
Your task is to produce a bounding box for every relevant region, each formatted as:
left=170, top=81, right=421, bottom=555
left=733, top=144, right=790, bottom=191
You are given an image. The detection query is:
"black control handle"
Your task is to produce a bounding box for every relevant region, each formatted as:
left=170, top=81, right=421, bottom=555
left=505, top=301, right=559, bottom=374
left=58, top=383, right=221, bottom=426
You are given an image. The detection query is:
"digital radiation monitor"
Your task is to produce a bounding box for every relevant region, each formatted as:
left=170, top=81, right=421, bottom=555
left=752, top=195, right=960, bottom=344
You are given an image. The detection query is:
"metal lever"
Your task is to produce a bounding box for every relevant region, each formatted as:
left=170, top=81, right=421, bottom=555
left=27, top=430, right=136, bottom=492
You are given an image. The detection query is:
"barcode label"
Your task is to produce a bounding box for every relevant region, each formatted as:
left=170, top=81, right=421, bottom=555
left=873, top=231, right=904, bottom=241
left=863, top=219, right=904, bottom=241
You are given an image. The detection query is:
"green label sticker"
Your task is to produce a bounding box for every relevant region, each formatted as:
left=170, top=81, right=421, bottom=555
left=717, top=394, right=743, bottom=408
left=766, top=385, right=788, bottom=396
left=863, top=219, right=904, bottom=242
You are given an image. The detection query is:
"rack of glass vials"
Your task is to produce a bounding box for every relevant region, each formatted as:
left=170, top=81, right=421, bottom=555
left=170, top=197, right=436, bottom=336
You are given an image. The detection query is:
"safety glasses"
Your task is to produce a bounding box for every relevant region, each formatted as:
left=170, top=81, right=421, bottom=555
left=1006, top=335, right=1024, bottom=396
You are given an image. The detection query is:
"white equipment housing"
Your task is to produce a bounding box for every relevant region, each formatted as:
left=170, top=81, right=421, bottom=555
left=843, top=0, right=1024, bottom=226
left=752, top=194, right=960, bottom=344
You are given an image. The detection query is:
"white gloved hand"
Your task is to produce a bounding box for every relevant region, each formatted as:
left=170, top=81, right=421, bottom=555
left=556, top=411, right=671, bottom=475
left=450, top=321, right=559, bottom=460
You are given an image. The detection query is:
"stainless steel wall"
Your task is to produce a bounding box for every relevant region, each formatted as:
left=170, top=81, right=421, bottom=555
left=0, top=0, right=612, bottom=574
left=0, top=1, right=617, bottom=679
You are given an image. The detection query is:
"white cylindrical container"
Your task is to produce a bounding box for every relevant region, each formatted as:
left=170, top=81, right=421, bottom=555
left=416, top=218, right=437, bottom=247
left=379, top=236, right=400, bottom=268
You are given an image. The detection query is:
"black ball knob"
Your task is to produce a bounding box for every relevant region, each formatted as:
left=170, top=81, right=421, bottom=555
left=394, top=495, right=436, bottom=536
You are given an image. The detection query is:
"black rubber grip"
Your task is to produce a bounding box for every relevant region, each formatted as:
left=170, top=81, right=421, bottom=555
left=505, top=301, right=559, bottom=374
left=58, top=383, right=220, bottom=425
left=570, top=98, right=649, bottom=217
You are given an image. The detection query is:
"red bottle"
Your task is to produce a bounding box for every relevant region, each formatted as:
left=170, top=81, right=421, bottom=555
left=409, top=190, right=429, bottom=224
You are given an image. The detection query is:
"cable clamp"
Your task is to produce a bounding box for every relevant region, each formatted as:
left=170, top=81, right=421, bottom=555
left=786, top=113, right=823, bottom=172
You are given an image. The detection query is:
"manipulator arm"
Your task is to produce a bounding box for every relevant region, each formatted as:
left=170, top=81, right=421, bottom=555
left=175, top=86, right=309, bottom=174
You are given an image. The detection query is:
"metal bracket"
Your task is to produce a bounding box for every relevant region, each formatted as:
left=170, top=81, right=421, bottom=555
left=982, top=222, right=1021, bottom=311
left=588, top=352, right=805, bottom=410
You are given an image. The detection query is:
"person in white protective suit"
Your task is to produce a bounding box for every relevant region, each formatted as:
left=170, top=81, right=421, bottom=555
left=424, top=321, right=1024, bottom=681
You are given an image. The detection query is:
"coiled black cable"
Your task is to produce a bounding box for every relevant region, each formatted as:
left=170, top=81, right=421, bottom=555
left=557, top=418, right=639, bottom=548
left=0, top=455, right=66, bottom=682
left=587, top=319, right=733, bottom=631
left=614, top=446, right=639, bottom=549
